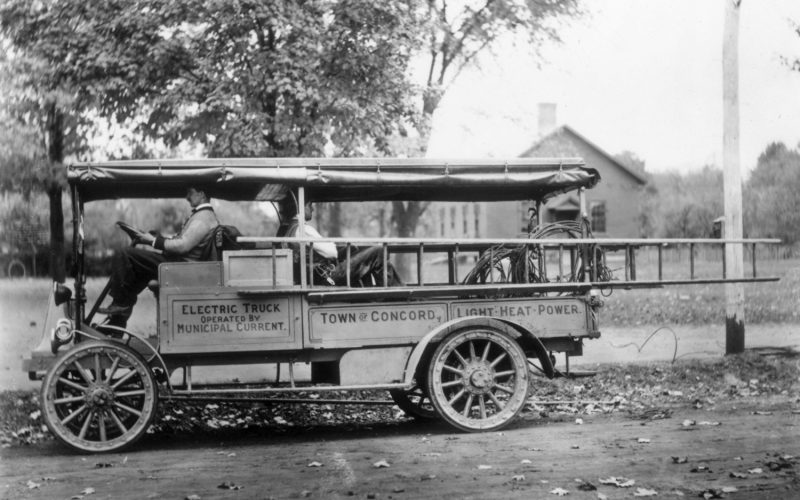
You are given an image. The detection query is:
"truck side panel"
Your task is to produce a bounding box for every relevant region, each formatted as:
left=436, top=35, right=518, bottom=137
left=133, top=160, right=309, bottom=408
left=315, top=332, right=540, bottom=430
left=159, top=292, right=303, bottom=354
left=306, top=296, right=591, bottom=349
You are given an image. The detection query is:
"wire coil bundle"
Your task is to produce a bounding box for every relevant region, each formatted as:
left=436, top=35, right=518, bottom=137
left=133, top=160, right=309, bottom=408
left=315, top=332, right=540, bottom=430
left=462, top=218, right=613, bottom=288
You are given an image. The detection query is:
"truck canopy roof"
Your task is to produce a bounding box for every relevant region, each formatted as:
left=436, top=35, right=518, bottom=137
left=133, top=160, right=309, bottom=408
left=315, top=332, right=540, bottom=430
left=68, top=157, right=599, bottom=203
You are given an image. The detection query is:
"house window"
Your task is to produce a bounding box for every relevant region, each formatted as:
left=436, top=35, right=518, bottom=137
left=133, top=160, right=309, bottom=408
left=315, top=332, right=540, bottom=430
left=462, top=205, right=469, bottom=234
left=474, top=204, right=481, bottom=237
left=450, top=206, right=456, bottom=233
left=439, top=208, right=445, bottom=236
left=590, top=201, right=607, bottom=233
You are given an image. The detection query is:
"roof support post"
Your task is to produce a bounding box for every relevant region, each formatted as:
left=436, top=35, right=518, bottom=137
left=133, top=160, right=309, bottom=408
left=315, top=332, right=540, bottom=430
left=298, top=187, right=307, bottom=288
left=579, top=187, right=591, bottom=283
left=72, top=184, right=86, bottom=329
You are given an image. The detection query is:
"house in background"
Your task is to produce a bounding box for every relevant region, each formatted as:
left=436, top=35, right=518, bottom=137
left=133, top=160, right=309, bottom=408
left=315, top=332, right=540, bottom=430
left=522, top=109, right=648, bottom=237
left=428, top=104, right=647, bottom=239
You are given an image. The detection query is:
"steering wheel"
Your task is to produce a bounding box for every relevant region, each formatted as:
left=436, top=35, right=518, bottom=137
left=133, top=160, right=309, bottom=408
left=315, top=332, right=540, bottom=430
left=116, top=221, right=145, bottom=244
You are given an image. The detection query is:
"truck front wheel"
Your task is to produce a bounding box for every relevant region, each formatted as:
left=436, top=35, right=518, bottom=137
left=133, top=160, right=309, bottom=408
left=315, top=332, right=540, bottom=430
left=41, top=340, right=158, bottom=453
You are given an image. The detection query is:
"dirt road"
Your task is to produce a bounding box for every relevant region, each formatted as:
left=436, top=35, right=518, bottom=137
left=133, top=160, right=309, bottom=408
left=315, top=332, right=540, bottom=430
left=2, top=395, right=798, bottom=500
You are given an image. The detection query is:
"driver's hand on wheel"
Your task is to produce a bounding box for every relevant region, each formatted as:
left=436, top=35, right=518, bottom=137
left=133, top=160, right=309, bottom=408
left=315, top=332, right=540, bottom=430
left=136, top=231, right=156, bottom=245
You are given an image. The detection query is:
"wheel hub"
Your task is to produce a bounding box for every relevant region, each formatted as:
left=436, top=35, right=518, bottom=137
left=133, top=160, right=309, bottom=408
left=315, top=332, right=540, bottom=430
left=464, top=361, right=494, bottom=394
left=85, top=384, right=114, bottom=409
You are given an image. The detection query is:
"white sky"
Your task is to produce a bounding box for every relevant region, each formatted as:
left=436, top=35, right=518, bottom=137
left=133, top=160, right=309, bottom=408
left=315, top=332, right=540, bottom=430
left=427, top=0, right=800, bottom=175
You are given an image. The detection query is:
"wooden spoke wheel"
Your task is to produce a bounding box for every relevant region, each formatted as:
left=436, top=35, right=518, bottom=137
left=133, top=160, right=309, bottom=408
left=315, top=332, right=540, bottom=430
left=427, top=328, right=529, bottom=432
left=389, top=383, right=437, bottom=421
left=41, top=340, right=158, bottom=453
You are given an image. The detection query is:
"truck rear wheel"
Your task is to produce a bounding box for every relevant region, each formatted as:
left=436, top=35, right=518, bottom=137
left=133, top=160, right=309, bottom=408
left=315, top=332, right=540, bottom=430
left=427, top=327, right=528, bottom=432
left=41, top=340, right=158, bottom=453
left=389, top=382, right=437, bottom=420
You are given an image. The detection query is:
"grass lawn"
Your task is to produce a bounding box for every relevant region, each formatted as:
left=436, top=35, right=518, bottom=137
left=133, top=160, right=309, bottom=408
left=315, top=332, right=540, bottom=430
left=601, top=257, right=799, bottom=326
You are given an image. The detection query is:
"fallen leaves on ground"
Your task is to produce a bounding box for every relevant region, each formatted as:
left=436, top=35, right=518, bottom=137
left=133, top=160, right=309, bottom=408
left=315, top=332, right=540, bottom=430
left=765, top=453, right=796, bottom=471
left=525, top=350, right=798, bottom=425
left=699, top=488, right=726, bottom=499
left=217, top=482, right=243, bottom=490
left=599, top=477, right=635, bottom=487
left=2, top=350, right=798, bottom=447
left=70, top=486, right=96, bottom=499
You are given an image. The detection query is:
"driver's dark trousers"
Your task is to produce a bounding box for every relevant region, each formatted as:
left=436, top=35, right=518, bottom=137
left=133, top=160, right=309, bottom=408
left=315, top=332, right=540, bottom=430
left=108, top=247, right=185, bottom=310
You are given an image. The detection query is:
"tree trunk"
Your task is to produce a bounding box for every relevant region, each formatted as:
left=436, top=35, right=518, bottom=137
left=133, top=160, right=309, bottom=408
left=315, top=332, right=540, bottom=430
left=47, top=185, right=65, bottom=282
left=47, top=104, right=66, bottom=282
left=378, top=206, right=386, bottom=237
left=328, top=202, right=343, bottom=237
left=387, top=88, right=438, bottom=243
left=391, top=201, right=428, bottom=278
left=391, top=201, right=428, bottom=238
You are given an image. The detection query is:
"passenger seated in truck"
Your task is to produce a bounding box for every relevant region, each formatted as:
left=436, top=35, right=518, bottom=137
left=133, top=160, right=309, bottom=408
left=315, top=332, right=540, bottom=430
left=100, top=185, right=220, bottom=327
left=277, top=200, right=403, bottom=287
left=279, top=201, right=339, bottom=285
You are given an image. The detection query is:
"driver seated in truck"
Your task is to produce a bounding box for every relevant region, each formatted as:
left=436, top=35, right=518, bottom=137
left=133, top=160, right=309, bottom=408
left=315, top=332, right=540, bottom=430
left=100, top=185, right=220, bottom=327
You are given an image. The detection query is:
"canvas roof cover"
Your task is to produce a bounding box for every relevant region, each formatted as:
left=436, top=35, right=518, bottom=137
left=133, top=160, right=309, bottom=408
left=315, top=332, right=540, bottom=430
left=67, top=157, right=599, bottom=203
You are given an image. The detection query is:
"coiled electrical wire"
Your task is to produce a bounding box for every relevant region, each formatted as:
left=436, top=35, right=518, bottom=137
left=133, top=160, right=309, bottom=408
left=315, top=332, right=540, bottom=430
left=461, top=218, right=613, bottom=290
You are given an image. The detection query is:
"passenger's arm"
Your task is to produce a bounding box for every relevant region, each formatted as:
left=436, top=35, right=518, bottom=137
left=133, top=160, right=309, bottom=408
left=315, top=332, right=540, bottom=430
left=304, top=225, right=338, bottom=260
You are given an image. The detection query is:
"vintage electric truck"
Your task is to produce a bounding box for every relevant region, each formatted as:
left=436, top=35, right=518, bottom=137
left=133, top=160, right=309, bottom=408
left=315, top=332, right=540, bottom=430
left=23, top=158, right=778, bottom=452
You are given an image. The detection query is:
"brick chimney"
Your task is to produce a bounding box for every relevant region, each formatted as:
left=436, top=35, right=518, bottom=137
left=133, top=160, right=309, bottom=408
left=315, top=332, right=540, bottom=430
left=538, top=103, right=557, bottom=138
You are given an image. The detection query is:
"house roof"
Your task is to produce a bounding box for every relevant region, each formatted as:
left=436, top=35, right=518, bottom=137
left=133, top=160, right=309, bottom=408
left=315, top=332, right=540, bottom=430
left=520, top=125, right=648, bottom=185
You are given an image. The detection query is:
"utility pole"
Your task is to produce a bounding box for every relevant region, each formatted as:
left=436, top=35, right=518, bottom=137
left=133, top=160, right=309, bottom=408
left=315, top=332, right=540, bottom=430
left=722, top=0, right=745, bottom=354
